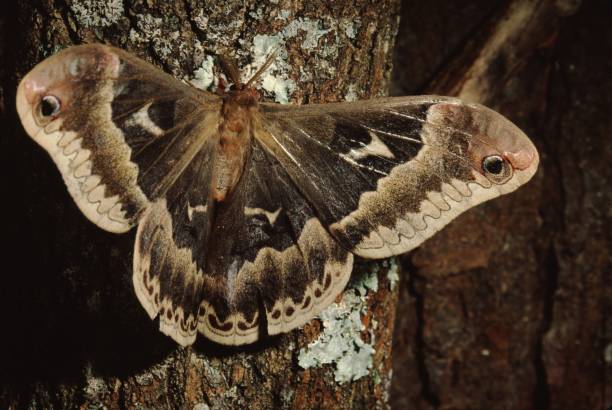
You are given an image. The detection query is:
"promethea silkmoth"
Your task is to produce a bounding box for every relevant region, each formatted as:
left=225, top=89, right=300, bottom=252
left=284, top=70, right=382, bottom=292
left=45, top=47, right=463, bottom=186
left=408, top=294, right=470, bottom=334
left=16, top=44, right=538, bottom=346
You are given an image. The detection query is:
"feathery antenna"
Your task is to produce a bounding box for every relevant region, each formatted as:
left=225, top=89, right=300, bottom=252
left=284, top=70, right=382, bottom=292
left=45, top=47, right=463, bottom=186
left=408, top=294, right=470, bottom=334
left=246, top=48, right=279, bottom=87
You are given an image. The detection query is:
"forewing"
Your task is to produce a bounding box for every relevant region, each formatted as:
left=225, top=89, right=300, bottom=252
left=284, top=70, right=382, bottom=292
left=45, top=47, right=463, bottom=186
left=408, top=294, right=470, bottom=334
left=17, top=44, right=222, bottom=345
left=259, top=96, right=539, bottom=259
left=16, top=44, right=221, bottom=233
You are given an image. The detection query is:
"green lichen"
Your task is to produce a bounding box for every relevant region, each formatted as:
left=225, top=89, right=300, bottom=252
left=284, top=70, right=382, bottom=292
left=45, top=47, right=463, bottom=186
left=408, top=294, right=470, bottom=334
left=69, top=0, right=123, bottom=28
left=297, top=264, right=380, bottom=384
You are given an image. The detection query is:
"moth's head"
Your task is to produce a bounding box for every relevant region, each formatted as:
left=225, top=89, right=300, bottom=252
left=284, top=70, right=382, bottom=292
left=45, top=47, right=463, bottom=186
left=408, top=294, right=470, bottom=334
left=16, top=44, right=120, bottom=143
left=226, top=84, right=260, bottom=107
left=431, top=101, right=539, bottom=193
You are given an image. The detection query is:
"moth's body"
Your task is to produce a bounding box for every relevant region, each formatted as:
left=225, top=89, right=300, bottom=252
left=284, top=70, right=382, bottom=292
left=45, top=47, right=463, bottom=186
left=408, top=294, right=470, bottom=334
left=215, top=87, right=258, bottom=201
left=16, top=44, right=539, bottom=346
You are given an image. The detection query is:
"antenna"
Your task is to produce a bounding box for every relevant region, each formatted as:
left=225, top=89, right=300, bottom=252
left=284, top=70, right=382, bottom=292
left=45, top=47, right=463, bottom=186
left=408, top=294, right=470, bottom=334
left=246, top=48, right=279, bottom=87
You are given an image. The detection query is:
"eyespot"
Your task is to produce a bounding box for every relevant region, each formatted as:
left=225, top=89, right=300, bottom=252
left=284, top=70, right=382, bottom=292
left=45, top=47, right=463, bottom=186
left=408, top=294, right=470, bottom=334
left=40, top=95, right=61, bottom=117
left=482, top=155, right=504, bottom=175
left=482, top=155, right=513, bottom=184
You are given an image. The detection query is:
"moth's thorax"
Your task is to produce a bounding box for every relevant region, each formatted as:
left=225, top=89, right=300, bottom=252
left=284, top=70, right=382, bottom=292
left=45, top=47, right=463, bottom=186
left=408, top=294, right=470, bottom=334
left=214, top=88, right=259, bottom=202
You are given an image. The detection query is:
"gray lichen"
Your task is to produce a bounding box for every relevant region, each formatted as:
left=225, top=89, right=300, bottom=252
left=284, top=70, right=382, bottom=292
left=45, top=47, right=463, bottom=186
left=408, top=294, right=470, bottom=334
left=127, top=13, right=198, bottom=76
left=69, top=0, right=123, bottom=28
left=130, top=14, right=179, bottom=61
left=192, top=9, right=209, bottom=32
left=122, top=7, right=360, bottom=104
left=83, top=363, right=111, bottom=403
left=385, top=259, right=400, bottom=290
left=249, top=34, right=295, bottom=104
left=190, top=55, right=217, bottom=91
left=340, top=19, right=360, bottom=39
left=297, top=265, right=380, bottom=384
left=245, top=15, right=354, bottom=103
left=344, top=84, right=359, bottom=102
left=282, top=18, right=332, bottom=51
left=134, top=372, right=154, bottom=386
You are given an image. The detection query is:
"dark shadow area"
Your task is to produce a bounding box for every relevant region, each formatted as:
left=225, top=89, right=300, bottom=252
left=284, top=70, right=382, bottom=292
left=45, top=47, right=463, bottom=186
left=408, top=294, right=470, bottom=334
left=0, top=3, right=175, bottom=387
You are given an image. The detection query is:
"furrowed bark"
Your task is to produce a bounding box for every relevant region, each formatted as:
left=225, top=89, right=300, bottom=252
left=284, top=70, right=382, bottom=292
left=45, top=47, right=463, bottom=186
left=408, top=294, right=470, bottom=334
left=391, top=1, right=610, bottom=409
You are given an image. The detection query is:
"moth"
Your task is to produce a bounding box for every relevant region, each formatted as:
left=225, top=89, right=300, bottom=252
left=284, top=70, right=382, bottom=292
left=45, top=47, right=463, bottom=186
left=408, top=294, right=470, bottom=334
left=16, top=44, right=538, bottom=346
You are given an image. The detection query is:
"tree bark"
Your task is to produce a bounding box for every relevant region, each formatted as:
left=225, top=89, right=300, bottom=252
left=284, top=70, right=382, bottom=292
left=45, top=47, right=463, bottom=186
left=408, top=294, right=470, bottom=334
left=391, top=1, right=610, bottom=409
left=0, top=0, right=400, bottom=408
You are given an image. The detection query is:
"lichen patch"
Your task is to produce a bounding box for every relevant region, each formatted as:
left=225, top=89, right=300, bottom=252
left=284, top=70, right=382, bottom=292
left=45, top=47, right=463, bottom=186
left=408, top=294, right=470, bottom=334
left=297, top=264, right=380, bottom=384
left=69, top=0, right=123, bottom=28
left=190, top=55, right=217, bottom=91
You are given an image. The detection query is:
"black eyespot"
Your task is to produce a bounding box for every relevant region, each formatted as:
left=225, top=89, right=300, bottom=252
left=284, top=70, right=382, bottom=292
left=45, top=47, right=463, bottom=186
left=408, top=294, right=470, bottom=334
left=40, top=95, right=61, bottom=117
left=482, top=155, right=504, bottom=175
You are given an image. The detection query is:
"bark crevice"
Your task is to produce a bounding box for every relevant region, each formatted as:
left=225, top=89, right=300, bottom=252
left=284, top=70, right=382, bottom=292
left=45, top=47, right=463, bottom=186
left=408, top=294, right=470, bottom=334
left=407, top=267, right=441, bottom=408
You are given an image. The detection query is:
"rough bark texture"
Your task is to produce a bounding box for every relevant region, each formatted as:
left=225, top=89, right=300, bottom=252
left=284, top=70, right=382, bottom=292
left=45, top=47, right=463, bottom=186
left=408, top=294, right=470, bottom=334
left=0, top=0, right=400, bottom=408
left=390, top=1, right=611, bottom=409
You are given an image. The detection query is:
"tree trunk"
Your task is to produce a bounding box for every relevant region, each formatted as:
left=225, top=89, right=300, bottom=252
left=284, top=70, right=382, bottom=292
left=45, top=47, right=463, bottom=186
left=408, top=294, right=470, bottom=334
left=391, top=1, right=610, bottom=409
left=0, top=1, right=400, bottom=408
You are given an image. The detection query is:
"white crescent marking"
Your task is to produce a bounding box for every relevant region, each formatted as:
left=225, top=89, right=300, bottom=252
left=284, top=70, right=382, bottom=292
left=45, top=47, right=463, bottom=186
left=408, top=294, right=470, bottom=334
left=125, top=102, right=165, bottom=137
left=244, top=206, right=282, bottom=225
left=347, top=131, right=395, bottom=161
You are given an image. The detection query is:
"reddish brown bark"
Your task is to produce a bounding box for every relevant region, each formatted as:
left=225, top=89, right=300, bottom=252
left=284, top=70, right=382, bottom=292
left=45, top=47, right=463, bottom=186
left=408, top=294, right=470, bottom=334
left=391, top=1, right=610, bottom=409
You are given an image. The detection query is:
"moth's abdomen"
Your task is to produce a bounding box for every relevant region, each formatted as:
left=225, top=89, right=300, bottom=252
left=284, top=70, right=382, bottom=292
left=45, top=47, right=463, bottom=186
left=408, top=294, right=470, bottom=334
left=214, top=99, right=256, bottom=201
